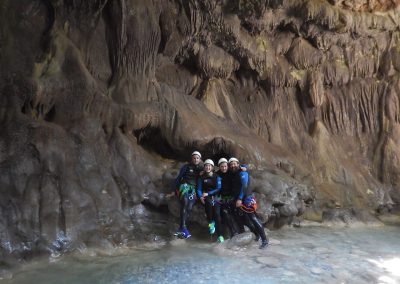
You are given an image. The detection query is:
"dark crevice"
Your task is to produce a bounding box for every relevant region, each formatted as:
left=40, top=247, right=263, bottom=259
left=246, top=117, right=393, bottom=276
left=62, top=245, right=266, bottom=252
left=112, top=174, right=134, bottom=210
left=119, top=124, right=126, bottom=134
left=134, top=126, right=178, bottom=160
left=195, top=79, right=209, bottom=100
left=21, top=100, right=56, bottom=122
left=38, top=0, right=55, bottom=61
left=178, top=55, right=198, bottom=76
left=102, top=0, right=119, bottom=86
left=141, top=199, right=169, bottom=214
left=102, top=123, right=108, bottom=135
left=44, top=105, right=56, bottom=122
left=266, top=0, right=284, bottom=9
left=158, top=12, right=167, bottom=54
left=202, top=137, right=234, bottom=162
left=21, top=101, right=30, bottom=115
left=132, top=126, right=233, bottom=163
left=241, top=20, right=256, bottom=35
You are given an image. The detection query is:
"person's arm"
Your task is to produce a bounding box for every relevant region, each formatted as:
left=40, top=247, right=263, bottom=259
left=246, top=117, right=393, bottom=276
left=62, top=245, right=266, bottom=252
left=238, top=172, right=248, bottom=200
left=167, top=164, right=187, bottom=198
left=207, top=176, right=222, bottom=196
left=197, top=177, right=203, bottom=198
left=235, top=172, right=249, bottom=207
left=165, top=191, right=175, bottom=198
left=174, top=164, right=187, bottom=189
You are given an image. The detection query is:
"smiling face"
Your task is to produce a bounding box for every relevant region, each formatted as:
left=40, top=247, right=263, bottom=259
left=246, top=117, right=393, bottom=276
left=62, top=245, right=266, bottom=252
left=229, top=161, right=239, bottom=172
left=191, top=154, right=201, bottom=165
left=204, top=163, right=213, bottom=173
left=219, top=162, right=228, bottom=173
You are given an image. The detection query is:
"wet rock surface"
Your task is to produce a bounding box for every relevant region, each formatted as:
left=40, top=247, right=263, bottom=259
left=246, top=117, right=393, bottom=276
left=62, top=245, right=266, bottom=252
left=1, top=0, right=400, bottom=258
left=225, top=232, right=254, bottom=248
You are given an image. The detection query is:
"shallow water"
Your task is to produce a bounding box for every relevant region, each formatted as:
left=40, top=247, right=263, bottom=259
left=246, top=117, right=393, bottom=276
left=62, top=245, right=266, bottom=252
left=2, top=226, right=400, bottom=284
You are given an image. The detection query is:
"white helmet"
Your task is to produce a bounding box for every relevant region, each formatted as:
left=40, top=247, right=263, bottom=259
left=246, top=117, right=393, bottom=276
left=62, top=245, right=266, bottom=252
left=228, top=157, right=239, bottom=164
left=204, top=159, right=214, bottom=166
left=191, top=151, right=201, bottom=158
left=218, top=158, right=228, bottom=166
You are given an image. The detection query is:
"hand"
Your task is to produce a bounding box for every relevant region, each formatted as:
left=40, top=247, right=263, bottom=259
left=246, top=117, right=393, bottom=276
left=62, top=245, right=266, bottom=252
left=200, top=196, right=205, bottom=204
left=236, top=200, right=242, bottom=207
left=240, top=166, right=247, bottom=172
left=165, top=192, right=175, bottom=198
left=202, top=192, right=209, bottom=198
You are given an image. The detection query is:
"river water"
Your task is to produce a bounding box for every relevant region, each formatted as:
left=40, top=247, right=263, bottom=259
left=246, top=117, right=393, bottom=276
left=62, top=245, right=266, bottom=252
left=2, top=225, right=400, bottom=284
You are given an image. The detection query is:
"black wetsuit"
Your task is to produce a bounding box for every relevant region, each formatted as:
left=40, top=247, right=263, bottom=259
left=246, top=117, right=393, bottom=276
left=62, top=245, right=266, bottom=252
left=217, top=171, right=239, bottom=237
left=231, top=170, right=267, bottom=244
left=197, top=173, right=222, bottom=236
left=175, top=163, right=202, bottom=229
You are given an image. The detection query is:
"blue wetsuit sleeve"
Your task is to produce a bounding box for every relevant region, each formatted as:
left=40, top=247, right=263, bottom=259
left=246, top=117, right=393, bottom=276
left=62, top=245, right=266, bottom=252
left=238, top=172, right=248, bottom=200
left=207, top=176, right=221, bottom=196
left=175, top=164, right=187, bottom=188
left=197, top=177, right=203, bottom=198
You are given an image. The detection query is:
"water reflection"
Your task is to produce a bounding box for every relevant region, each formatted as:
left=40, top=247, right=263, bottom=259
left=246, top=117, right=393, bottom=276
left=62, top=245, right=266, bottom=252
left=2, top=226, right=400, bottom=284
left=368, top=257, right=400, bottom=284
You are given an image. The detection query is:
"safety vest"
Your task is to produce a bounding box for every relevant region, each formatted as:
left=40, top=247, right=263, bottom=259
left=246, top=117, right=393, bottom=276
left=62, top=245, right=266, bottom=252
left=181, top=163, right=202, bottom=186
left=200, top=173, right=219, bottom=193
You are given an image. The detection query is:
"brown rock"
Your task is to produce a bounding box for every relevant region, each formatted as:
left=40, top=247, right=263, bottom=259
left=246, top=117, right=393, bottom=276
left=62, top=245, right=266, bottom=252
left=1, top=0, right=399, bottom=258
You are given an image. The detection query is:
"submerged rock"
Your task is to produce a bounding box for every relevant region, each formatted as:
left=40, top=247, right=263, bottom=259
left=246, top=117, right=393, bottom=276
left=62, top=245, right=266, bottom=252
left=228, top=232, right=254, bottom=248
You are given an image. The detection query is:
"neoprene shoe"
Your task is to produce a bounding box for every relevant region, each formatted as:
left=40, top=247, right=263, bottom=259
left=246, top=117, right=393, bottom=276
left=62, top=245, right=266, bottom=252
left=181, top=228, right=192, bottom=239
left=173, top=229, right=183, bottom=237
left=260, top=239, right=269, bottom=249
left=208, top=222, right=215, bottom=235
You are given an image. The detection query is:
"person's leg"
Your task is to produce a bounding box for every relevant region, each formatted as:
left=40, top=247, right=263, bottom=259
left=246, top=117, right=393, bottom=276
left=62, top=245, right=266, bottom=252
left=187, top=195, right=196, bottom=212
left=221, top=203, right=238, bottom=238
left=243, top=212, right=258, bottom=237
left=228, top=203, right=241, bottom=235
left=178, top=194, right=196, bottom=238
left=179, top=195, right=189, bottom=229
left=213, top=202, right=223, bottom=242
left=248, top=213, right=268, bottom=249
left=234, top=208, right=246, bottom=234
left=204, top=197, right=216, bottom=234
left=204, top=197, right=214, bottom=223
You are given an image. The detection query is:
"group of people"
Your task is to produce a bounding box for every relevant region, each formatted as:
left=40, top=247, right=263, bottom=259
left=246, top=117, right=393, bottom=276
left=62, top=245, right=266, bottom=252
left=169, top=151, right=268, bottom=249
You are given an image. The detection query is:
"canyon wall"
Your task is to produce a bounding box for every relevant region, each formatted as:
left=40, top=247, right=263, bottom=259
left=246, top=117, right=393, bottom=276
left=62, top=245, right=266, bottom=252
left=1, top=0, right=400, bottom=257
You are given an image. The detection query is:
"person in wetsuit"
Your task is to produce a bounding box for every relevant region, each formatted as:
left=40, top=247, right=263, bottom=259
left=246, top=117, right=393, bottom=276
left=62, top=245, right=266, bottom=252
left=173, top=151, right=203, bottom=239
left=197, top=159, right=224, bottom=242
left=216, top=158, right=239, bottom=238
left=229, top=157, right=269, bottom=249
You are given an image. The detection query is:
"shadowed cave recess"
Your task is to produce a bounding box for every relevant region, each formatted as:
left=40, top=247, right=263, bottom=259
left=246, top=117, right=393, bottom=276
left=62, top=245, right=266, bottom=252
left=1, top=0, right=400, bottom=259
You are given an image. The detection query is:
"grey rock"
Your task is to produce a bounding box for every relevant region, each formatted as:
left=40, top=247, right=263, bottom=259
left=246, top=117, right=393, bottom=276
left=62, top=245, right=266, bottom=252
left=227, top=232, right=254, bottom=248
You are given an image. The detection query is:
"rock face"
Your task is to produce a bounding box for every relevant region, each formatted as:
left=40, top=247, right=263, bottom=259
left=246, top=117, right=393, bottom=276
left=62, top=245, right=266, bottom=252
left=0, top=0, right=400, bottom=257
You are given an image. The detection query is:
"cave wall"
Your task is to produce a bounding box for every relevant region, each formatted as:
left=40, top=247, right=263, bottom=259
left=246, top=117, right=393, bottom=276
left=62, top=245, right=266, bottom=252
left=1, top=0, right=400, bottom=257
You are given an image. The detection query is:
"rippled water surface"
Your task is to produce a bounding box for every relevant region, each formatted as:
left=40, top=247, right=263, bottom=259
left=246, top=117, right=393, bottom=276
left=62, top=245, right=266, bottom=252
left=2, top=226, right=400, bottom=284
